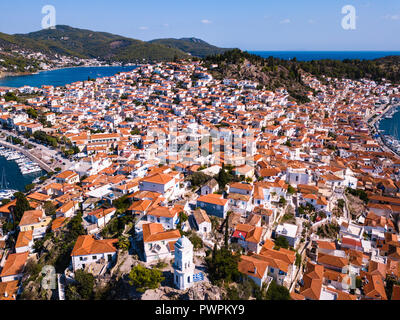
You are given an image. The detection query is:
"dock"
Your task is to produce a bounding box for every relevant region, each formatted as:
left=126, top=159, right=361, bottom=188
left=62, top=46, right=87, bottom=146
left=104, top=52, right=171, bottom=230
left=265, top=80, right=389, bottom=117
left=0, top=140, right=53, bottom=173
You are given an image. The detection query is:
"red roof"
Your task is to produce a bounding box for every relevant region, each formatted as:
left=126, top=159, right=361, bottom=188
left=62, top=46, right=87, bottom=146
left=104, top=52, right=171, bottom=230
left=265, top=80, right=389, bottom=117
left=342, top=237, right=362, bottom=248
left=232, top=230, right=247, bottom=239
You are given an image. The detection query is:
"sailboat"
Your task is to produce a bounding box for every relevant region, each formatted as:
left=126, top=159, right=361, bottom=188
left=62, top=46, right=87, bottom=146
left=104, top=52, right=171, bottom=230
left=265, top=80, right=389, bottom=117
left=0, top=168, right=17, bottom=200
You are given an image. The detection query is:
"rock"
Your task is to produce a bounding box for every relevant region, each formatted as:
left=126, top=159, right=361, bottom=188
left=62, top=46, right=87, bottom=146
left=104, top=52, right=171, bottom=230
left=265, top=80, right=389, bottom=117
left=140, top=281, right=225, bottom=300
left=181, top=282, right=225, bottom=300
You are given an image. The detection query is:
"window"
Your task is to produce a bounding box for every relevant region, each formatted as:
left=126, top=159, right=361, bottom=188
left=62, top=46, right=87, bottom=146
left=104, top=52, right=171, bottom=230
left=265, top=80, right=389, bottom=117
left=92, top=256, right=97, bottom=260
left=270, top=267, right=274, bottom=273
left=187, top=276, right=190, bottom=283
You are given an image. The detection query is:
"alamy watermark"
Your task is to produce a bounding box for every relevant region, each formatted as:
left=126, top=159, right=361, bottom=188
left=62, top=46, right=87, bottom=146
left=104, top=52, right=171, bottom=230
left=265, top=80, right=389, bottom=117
left=41, top=265, right=57, bottom=290
left=41, top=5, right=56, bottom=30
left=341, top=5, right=356, bottom=30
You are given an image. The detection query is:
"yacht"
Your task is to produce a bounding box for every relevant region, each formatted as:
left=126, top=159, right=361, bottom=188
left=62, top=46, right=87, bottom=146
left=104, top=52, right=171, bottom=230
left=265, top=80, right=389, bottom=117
left=0, top=168, right=17, bottom=200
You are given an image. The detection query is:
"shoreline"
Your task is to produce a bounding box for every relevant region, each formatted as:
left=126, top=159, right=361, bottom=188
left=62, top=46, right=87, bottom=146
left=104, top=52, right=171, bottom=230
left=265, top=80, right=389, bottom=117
left=0, top=63, right=138, bottom=81
left=0, top=64, right=139, bottom=89
left=369, top=102, right=400, bottom=158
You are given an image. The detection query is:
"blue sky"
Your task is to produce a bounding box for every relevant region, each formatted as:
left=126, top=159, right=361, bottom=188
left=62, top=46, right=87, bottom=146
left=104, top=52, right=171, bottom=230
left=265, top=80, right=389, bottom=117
left=0, top=0, right=399, bottom=50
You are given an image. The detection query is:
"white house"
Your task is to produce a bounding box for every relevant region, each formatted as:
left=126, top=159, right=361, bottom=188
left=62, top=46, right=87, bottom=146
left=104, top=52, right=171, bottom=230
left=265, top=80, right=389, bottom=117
left=200, top=178, right=219, bottom=195
left=0, top=252, right=29, bottom=282
left=275, top=223, right=299, bottom=248
left=15, top=230, right=34, bottom=253
left=142, top=223, right=181, bottom=263
left=71, top=235, right=118, bottom=271
left=145, top=205, right=181, bottom=230
left=192, top=209, right=212, bottom=235
left=139, top=173, right=181, bottom=200
left=86, top=207, right=116, bottom=229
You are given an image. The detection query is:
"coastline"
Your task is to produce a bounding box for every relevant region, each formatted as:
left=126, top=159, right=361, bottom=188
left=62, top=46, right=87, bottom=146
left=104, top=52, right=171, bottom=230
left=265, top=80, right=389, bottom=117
left=0, top=63, right=139, bottom=81
left=0, top=64, right=110, bottom=80
left=0, top=64, right=139, bottom=89
left=368, top=102, right=400, bottom=158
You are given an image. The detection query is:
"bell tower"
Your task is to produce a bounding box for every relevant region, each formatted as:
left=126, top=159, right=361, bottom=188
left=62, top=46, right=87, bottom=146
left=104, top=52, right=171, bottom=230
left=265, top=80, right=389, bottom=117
left=173, top=236, right=195, bottom=290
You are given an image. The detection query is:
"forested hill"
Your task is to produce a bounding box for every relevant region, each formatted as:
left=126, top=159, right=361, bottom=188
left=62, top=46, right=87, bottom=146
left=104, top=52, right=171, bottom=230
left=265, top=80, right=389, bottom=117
left=204, top=49, right=400, bottom=102
left=148, top=37, right=232, bottom=58
left=203, top=49, right=313, bottom=103
left=298, top=55, right=400, bottom=83
left=1, top=25, right=190, bottom=63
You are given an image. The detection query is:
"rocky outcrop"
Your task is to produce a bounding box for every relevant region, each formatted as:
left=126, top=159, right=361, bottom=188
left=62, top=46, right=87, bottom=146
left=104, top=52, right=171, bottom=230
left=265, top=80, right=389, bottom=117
left=140, top=282, right=225, bottom=301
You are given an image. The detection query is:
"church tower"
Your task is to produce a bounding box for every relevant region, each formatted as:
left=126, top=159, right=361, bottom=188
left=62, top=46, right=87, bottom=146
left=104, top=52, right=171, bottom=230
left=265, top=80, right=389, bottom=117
left=173, top=236, right=195, bottom=290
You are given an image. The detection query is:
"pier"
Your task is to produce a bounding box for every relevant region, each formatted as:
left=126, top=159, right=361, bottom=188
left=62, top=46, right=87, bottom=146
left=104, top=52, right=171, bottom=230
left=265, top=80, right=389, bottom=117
left=0, top=140, right=53, bottom=173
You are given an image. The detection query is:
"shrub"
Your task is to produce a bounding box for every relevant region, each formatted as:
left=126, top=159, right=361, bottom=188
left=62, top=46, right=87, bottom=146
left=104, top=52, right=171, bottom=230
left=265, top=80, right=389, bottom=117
left=128, top=265, right=165, bottom=292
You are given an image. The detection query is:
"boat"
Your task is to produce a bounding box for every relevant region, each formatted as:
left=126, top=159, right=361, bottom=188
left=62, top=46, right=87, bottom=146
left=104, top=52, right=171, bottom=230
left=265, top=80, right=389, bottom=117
left=0, top=168, right=17, bottom=200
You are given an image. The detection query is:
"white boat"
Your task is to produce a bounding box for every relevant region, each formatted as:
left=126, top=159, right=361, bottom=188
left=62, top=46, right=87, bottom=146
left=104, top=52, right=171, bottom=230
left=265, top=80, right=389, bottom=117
left=21, top=167, right=42, bottom=175
left=0, top=168, right=17, bottom=200
left=6, top=152, right=21, bottom=161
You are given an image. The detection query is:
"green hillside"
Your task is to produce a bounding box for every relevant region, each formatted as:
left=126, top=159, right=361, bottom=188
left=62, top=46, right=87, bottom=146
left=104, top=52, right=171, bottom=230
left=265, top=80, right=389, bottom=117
left=148, top=37, right=232, bottom=58
left=2, top=25, right=190, bottom=63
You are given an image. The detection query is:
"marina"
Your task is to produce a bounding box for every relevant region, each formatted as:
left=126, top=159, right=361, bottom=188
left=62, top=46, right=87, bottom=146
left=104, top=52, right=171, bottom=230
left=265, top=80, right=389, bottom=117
left=0, top=146, right=42, bottom=175
left=375, top=103, right=400, bottom=155
left=0, top=146, right=44, bottom=197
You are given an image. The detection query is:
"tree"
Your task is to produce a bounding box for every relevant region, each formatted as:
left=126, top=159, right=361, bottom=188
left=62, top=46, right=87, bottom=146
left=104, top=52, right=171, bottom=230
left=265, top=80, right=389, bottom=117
left=130, top=127, right=141, bottom=135
left=113, top=195, right=130, bottom=213
left=206, top=247, right=241, bottom=285
left=224, top=214, right=230, bottom=248
left=66, top=270, right=95, bottom=300
left=188, top=172, right=212, bottom=188
left=266, top=280, right=291, bottom=300
left=66, top=212, right=85, bottom=242
left=216, top=168, right=231, bottom=189
left=275, top=236, right=289, bottom=249
left=295, top=252, right=302, bottom=267
left=287, top=185, right=296, bottom=195
left=1, top=199, right=10, bottom=206
left=117, top=236, right=130, bottom=251
left=26, top=108, right=38, bottom=119
left=4, top=92, right=17, bottom=102
left=13, top=192, right=32, bottom=224
left=43, top=201, right=56, bottom=216
left=279, top=196, right=287, bottom=206
left=177, top=211, right=188, bottom=230
left=128, top=265, right=165, bottom=292
left=189, top=233, right=203, bottom=250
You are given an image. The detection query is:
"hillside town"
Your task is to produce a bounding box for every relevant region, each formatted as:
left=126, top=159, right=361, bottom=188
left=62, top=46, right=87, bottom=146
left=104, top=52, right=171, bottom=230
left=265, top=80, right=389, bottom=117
left=0, top=45, right=110, bottom=77
left=0, top=58, right=400, bottom=300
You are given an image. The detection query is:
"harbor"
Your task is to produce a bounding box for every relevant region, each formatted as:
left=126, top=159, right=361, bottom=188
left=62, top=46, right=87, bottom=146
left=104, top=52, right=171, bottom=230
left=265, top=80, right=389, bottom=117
left=372, top=102, right=400, bottom=157
left=0, top=146, right=42, bottom=175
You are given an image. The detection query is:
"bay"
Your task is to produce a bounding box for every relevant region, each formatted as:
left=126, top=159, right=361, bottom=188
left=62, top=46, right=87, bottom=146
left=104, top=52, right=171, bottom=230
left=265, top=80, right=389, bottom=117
left=0, top=65, right=137, bottom=88
left=379, top=106, right=400, bottom=139
left=0, top=155, right=44, bottom=192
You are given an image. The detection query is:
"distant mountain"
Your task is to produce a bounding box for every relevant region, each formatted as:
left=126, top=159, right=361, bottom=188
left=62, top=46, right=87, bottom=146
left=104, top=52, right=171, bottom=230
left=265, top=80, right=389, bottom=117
left=1, top=25, right=190, bottom=63
left=148, top=37, right=232, bottom=58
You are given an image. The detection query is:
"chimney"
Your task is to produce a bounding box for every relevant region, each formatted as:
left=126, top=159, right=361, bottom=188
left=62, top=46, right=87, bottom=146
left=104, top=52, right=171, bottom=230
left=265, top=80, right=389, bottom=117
left=4, top=291, right=8, bottom=298
left=254, top=266, right=257, bottom=274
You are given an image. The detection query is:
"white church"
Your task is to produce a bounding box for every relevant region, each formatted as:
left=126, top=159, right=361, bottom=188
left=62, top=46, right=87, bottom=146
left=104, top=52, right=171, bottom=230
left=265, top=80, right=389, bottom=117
left=173, top=236, right=196, bottom=290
